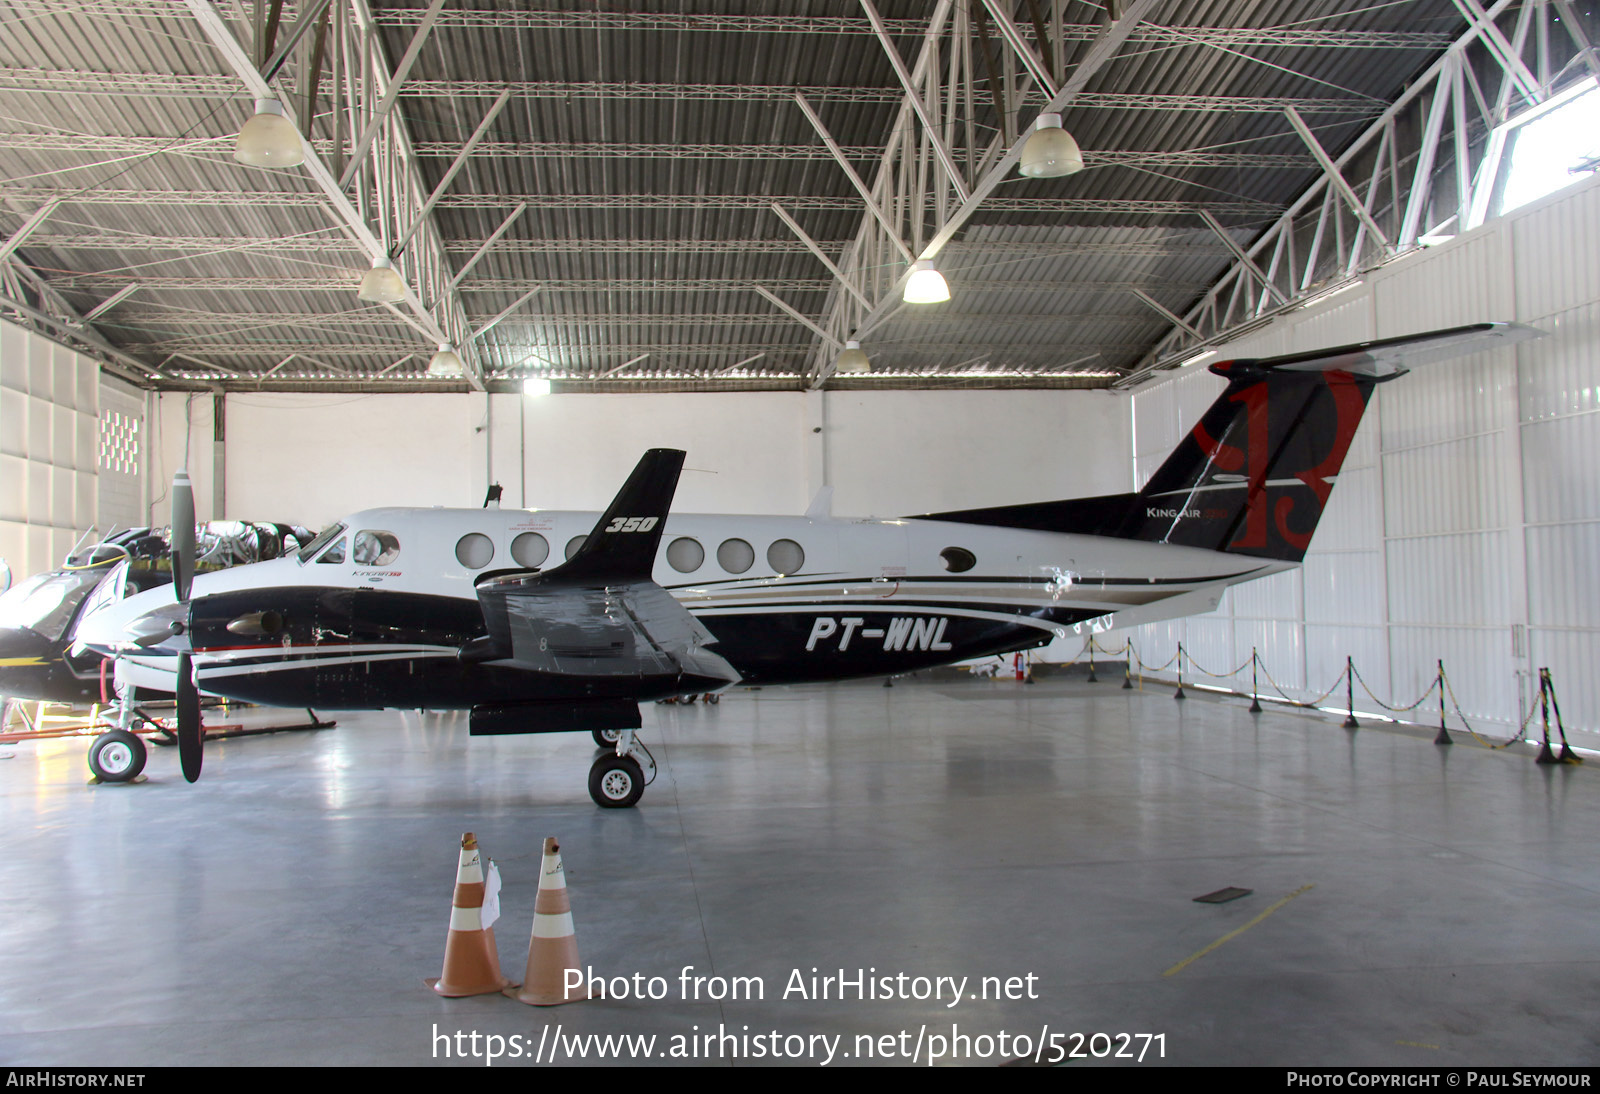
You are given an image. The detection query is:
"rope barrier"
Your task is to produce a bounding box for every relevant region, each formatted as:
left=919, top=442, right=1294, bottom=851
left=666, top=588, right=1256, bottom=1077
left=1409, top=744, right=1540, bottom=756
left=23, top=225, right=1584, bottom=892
left=1058, top=637, right=1583, bottom=763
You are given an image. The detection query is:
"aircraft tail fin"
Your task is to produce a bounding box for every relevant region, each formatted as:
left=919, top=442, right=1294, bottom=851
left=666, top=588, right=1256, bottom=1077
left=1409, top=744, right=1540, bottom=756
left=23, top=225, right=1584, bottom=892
left=547, top=448, right=685, bottom=583
left=921, top=323, right=1540, bottom=563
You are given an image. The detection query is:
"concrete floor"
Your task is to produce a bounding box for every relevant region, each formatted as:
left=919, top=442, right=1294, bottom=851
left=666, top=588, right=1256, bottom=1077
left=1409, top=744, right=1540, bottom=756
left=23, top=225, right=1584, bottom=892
left=0, top=673, right=1596, bottom=1068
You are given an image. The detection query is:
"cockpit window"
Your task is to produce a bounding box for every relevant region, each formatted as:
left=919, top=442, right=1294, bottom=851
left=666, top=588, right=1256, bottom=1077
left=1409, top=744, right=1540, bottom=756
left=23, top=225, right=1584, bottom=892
left=0, top=570, right=106, bottom=642
left=353, top=530, right=401, bottom=566
left=296, top=523, right=347, bottom=563
left=316, top=536, right=347, bottom=565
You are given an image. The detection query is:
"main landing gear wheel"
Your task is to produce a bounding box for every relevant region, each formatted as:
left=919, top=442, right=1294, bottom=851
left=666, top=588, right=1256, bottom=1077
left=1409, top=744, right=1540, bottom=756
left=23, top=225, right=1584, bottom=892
left=88, top=729, right=146, bottom=783
left=592, top=728, right=622, bottom=749
left=588, top=754, right=644, bottom=809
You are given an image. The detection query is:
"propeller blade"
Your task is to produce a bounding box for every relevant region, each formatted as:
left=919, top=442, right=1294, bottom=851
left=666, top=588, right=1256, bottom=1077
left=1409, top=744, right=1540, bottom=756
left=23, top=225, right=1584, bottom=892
left=176, top=650, right=203, bottom=783
left=171, top=471, right=196, bottom=602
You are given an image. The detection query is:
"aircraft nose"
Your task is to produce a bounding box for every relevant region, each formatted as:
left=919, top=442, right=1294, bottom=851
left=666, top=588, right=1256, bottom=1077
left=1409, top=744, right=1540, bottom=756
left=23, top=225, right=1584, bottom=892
left=76, top=596, right=187, bottom=654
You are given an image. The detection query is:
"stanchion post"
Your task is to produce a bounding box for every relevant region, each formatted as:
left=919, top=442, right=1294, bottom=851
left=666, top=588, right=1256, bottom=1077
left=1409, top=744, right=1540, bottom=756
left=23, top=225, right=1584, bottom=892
left=1248, top=647, right=1262, bottom=713
left=1086, top=639, right=1098, bottom=683
left=1535, top=667, right=1560, bottom=764
left=1545, top=668, right=1583, bottom=764
left=1343, top=655, right=1359, bottom=729
left=1174, top=642, right=1187, bottom=701
left=1122, top=640, right=1134, bottom=690
left=1433, top=659, right=1453, bottom=746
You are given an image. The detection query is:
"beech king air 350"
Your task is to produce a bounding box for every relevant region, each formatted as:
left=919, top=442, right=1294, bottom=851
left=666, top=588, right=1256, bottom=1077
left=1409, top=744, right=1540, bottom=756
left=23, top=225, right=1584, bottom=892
left=78, top=323, right=1538, bottom=807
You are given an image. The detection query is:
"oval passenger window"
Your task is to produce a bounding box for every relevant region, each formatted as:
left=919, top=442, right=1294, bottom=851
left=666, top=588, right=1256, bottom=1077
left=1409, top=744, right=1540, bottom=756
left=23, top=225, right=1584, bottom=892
left=666, top=537, right=704, bottom=573
left=767, top=538, right=805, bottom=574
left=511, top=531, right=549, bottom=568
left=717, top=538, right=754, bottom=574
left=940, top=546, right=976, bottom=573
left=455, top=533, right=494, bottom=569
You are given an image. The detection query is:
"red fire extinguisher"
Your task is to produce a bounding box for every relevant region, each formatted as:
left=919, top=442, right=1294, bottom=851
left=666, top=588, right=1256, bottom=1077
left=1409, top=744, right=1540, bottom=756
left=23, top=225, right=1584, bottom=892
left=1014, top=653, right=1026, bottom=681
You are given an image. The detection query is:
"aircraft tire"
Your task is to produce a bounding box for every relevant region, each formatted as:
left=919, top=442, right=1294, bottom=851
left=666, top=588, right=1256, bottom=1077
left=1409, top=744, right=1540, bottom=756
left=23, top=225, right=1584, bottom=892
left=592, top=728, right=622, bottom=749
left=88, top=730, right=146, bottom=783
left=588, top=754, right=644, bottom=809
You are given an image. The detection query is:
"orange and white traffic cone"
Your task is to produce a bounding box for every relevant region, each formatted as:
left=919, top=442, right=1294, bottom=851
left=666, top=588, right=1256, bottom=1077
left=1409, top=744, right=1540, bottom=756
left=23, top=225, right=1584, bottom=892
left=511, top=837, right=593, bottom=1006
left=429, top=832, right=516, bottom=997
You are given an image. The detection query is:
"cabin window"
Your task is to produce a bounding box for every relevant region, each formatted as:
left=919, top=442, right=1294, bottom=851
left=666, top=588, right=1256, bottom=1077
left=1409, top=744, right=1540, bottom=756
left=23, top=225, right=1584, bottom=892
left=666, top=537, right=704, bottom=573
left=315, top=536, right=346, bottom=564
left=716, top=538, right=754, bottom=574
left=564, top=535, right=587, bottom=560
left=454, top=533, right=494, bottom=569
left=940, top=546, right=976, bottom=573
left=767, top=538, right=804, bottom=574
left=353, top=530, right=401, bottom=566
left=511, top=532, right=549, bottom=568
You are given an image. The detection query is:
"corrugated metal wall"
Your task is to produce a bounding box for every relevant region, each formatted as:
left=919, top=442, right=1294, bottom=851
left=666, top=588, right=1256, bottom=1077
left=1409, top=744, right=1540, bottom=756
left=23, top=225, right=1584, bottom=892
left=0, top=321, right=110, bottom=581
left=1117, top=175, right=1600, bottom=741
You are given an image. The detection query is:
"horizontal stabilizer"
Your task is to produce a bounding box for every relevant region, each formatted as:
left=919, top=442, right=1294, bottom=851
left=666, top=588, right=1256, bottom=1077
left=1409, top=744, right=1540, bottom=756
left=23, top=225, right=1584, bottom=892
left=1224, top=321, right=1541, bottom=378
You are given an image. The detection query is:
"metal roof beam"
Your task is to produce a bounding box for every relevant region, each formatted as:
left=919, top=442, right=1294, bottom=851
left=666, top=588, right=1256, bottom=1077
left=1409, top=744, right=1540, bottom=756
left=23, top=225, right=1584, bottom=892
left=0, top=200, right=60, bottom=266
left=1281, top=106, right=1392, bottom=254
left=752, top=285, right=842, bottom=350
left=334, top=0, right=447, bottom=190
left=448, top=202, right=526, bottom=289
left=393, top=89, right=510, bottom=255
left=180, top=4, right=453, bottom=335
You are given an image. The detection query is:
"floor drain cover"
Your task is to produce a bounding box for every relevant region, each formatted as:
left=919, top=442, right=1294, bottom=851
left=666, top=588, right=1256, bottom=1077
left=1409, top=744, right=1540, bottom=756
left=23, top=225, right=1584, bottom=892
left=1194, top=887, right=1253, bottom=904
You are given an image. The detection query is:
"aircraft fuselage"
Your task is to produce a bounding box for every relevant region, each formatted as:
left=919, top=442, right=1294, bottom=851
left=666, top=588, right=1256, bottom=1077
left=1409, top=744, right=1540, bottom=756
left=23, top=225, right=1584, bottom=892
left=90, top=506, right=1282, bottom=713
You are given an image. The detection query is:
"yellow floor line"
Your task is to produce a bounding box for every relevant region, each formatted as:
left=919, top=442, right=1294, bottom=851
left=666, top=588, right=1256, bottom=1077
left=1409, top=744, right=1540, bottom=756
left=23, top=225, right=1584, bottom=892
left=1163, top=883, right=1315, bottom=978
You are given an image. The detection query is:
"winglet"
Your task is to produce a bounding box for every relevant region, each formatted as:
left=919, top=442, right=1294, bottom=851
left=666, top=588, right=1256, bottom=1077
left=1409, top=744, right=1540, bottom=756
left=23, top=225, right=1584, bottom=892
left=548, top=448, right=685, bottom=583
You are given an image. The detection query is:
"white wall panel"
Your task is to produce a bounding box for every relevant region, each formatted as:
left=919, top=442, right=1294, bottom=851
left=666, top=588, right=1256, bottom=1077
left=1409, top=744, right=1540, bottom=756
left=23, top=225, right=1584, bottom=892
left=0, top=320, right=101, bottom=579
left=1517, top=301, right=1600, bottom=421
left=1386, top=532, right=1512, bottom=625
left=1524, top=523, right=1600, bottom=628
left=1520, top=413, right=1600, bottom=523
left=1512, top=182, right=1600, bottom=319
left=1382, top=434, right=1511, bottom=537
left=1303, top=552, right=1385, bottom=625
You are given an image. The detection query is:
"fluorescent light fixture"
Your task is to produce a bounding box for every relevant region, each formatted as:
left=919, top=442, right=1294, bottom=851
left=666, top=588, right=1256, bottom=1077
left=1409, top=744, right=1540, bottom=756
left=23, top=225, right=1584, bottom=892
left=427, top=343, right=463, bottom=377
left=523, top=377, right=551, bottom=396
left=903, top=259, right=950, bottom=304
left=1180, top=350, right=1216, bottom=368
left=1018, top=113, right=1084, bottom=178
left=234, top=98, right=304, bottom=168
left=834, top=339, right=870, bottom=374
left=357, top=257, right=406, bottom=303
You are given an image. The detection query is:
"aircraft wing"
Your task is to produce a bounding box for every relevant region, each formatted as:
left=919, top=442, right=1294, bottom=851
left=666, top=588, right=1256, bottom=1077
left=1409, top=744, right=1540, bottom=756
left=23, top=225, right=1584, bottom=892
left=465, top=448, right=739, bottom=688
left=473, top=575, right=737, bottom=684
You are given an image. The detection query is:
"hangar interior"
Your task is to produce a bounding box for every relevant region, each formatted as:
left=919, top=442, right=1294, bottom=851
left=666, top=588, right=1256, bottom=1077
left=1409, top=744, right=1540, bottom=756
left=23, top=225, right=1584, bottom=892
left=2, top=0, right=1600, bottom=1069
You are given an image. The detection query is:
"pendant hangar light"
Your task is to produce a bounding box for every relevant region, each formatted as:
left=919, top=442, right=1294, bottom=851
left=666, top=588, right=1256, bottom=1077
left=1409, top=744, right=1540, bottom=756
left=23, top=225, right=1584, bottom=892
left=233, top=99, right=304, bottom=168
left=428, top=343, right=464, bottom=377
left=1018, top=113, right=1083, bottom=178
left=834, top=339, right=871, bottom=374
left=357, top=256, right=406, bottom=303
left=902, top=259, right=951, bottom=304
